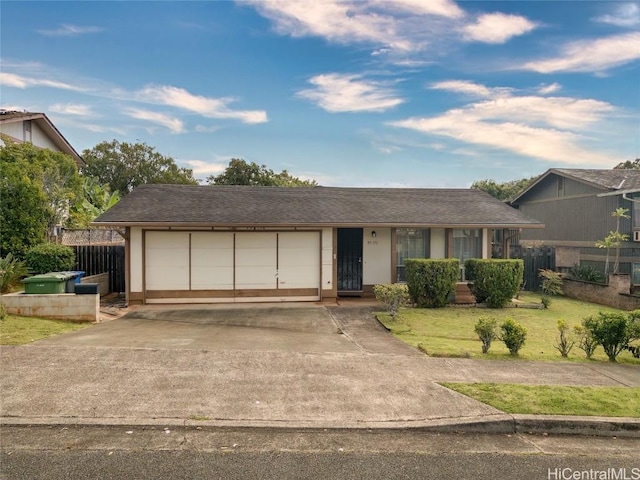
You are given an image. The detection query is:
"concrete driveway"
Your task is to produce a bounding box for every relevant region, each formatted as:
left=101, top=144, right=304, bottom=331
left=37, top=303, right=363, bottom=354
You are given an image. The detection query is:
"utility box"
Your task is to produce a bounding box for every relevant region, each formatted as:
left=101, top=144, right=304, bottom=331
left=22, top=273, right=73, bottom=294
left=74, top=283, right=99, bottom=295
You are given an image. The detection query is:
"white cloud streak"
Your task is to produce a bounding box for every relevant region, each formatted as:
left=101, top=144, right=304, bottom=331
left=523, top=32, right=640, bottom=73
left=298, top=73, right=404, bottom=113
left=124, top=108, right=185, bottom=134
left=594, top=3, right=640, bottom=27
left=537, top=83, right=561, bottom=95
left=462, top=12, right=537, bottom=44
left=430, top=80, right=494, bottom=97
left=49, top=103, right=95, bottom=116
left=37, top=24, right=103, bottom=36
left=135, top=85, right=268, bottom=124
left=0, top=72, right=87, bottom=92
left=390, top=81, right=618, bottom=165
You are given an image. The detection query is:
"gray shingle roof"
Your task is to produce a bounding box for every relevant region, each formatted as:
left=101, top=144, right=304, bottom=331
left=94, top=185, right=542, bottom=228
left=552, top=169, right=640, bottom=190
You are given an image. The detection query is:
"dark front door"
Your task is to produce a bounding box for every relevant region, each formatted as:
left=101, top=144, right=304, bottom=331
left=337, top=228, right=363, bottom=293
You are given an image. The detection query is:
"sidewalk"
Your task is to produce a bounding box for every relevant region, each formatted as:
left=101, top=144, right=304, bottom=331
left=1, top=304, right=638, bottom=438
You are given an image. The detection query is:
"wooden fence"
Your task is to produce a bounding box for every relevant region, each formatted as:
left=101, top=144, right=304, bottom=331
left=509, top=246, right=555, bottom=292
left=73, top=245, right=125, bottom=293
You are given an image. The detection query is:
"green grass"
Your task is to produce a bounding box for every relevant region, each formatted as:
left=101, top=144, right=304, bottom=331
left=442, top=383, right=640, bottom=417
left=0, top=314, right=89, bottom=345
left=378, top=292, right=640, bottom=364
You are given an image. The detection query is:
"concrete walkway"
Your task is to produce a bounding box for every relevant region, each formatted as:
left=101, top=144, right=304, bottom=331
left=1, top=303, right=638, bottom=436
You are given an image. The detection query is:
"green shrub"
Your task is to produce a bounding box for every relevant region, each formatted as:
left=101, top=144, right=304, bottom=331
left=465, top=259, right=524, bottom=308
left=373, top=283, right=410, bottom=320
left=574, top=323, right=598, bottom=360
left=554, top=319, right=574, bottom=358
left=404, top=258, right=459, bottom=308
left=499, top=317, right=527, bottom=355
left=474, top=317, right=498, bottom=354
left=568, top=264, right=605, bottom=283
left=583, top=312, right=639, bottom=362
left=25, top=243, right=75, bottom=274
left=0, top=253, right=29, bottom=293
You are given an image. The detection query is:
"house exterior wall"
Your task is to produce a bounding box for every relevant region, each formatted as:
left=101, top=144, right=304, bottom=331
left=0, top=120, right=58, bottom=151
left=31, top=122, right=60, bottom=150
left=363, top=227, right=391, bottom=286
left=430, top=228, right=446, bottom=258
left=0, top=121, right=24, bottom=140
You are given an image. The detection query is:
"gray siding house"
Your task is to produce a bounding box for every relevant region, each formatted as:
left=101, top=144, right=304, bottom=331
left=510, top=168, right=640, bottom=277
left=94, top=185, right=542, bottom=305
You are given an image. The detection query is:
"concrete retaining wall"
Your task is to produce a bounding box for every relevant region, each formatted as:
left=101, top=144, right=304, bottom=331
left=81, top=273, right=109, bottom=296
left=1, top=292, right=100, bottom=322
left=563, top=274, right=640, bottom=311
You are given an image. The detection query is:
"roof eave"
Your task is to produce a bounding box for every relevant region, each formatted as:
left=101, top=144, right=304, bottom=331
left=92, top=221, right=544, bottom=229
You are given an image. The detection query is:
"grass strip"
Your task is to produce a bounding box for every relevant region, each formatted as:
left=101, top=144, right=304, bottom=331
left=0, top=315, right=89, bottom=345
left=441, top=382, right=640, bottom=417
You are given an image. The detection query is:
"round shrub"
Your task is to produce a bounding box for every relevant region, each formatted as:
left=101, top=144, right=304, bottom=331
left=404, top=258, right=459, bottom=308
left=499, top=317, right=527, bottom=355
left=25, top=243, right=75, bottom=274
left=465, top=259, right=524, bottom=308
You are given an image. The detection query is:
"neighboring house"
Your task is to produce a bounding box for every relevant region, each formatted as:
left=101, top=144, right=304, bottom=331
left=510, top=168, right=640, bottom=278
left=93, top=184, right=542, bottom=305
left=0, top=110, right=84, bottom=167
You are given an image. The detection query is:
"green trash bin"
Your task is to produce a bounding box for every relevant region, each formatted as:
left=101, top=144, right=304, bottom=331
left=22, top=272, right=73, bottom=294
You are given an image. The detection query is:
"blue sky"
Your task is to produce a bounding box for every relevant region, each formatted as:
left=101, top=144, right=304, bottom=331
left=2, top=1, right=639, bottom=187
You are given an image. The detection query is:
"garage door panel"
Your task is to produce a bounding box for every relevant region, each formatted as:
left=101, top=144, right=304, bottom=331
left=235, top=232, right=277, bottom=289
left=190, top=232, right=234, bottom=289
left=146, top=232, right=190, bottom=290
left=278, top=232, right=320, bottom=290
left=236, top=266, right=276, bottom=289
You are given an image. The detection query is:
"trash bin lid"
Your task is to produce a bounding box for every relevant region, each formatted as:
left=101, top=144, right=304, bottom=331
left=22, top=272, right=72, bottom=283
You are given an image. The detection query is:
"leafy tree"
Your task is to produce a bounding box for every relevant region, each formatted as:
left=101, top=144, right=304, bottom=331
left=82, top=140, right=198, bottom=195
left=208, top=158, right=317, bottom=186
left=614, top=158, right=640, bottom=170
left=471, top=176, right=537, bottom=201
left=68, top=177, right=121, bottom=228
left=1, top=138, right=82, bottom=257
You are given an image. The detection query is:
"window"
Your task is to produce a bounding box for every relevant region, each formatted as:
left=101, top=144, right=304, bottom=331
left=453, top=229, right=482, bottom=263
left=396, top=228, right=429, bottom=282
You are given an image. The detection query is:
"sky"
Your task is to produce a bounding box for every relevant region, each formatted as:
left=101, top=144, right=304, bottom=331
left=1, top=1, right=639, bottom=188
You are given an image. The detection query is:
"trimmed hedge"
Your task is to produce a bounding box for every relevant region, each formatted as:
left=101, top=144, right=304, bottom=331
left=465, top=259, right=524, bottom=308
left=25, top=243, right=75, bottom=274
left=404, top=258, right=460, bottom=308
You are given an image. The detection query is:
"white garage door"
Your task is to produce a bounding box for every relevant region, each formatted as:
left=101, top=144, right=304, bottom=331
left=145, top=231, right=320, bottom=303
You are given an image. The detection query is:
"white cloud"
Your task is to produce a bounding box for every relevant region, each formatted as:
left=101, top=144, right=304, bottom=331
left=523, top=32, right=640, bottom=73
left=462, top=12, right=537, bottom=44
left=37, top=24, right=103, bottom=36
left=297, top=73, right=404, bottom=112
left=537, top=83, right=561, bottom=95
left=242, top=0, right=463, bottom=55
left=124, top=108, right=185, bottom=134
left=430, top=80, right=493, bottom=97
left=135, top=85, right=268, bottom=124
left=181, top=159, right=226, bottom=177
left=49, top=103, right=95, bottom=116
left=389, top=82, right=618, bottom=165
left=594, top=3, right=640, bottom=27
left=0, top=72, right=86, bottom=91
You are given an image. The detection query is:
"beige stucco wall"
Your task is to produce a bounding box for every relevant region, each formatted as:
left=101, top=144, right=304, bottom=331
left=430, top=228, right=446, bottom=258
left=130, top=227, right=143, bottom=293
left=363, top=227, right=391, bottom=285
left=0, top=121, right=58, bottom=151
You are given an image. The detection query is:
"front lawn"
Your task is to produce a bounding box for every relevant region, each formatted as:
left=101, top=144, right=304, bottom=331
left=0, top=314, right=89, bottom=345
left=377, top=292, right=640, bottom=364
left=442, top=383, right=640, bottom=417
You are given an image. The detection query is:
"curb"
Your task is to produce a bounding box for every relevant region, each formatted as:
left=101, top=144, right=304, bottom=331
left=2, top=415, right=638, bottom=438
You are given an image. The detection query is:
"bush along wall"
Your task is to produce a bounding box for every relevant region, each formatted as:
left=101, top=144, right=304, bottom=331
left=404, top=258, right=460, bottom=308
left=25, top=243, right=75, bottom=274
left=465, top=259, right=524, bottom=308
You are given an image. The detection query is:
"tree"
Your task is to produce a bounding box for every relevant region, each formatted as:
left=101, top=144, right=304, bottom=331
left=207, top=158, right=317, bottom=186
left=1, top=137, right=82, bottom=257
left=68, top=177, right=121, bottom=228
left=614, top=158, right=640, bottom=170
left=595, top=208, right=630, bottom=275
left=81, top=140, right=198, bottom=195
left=471, top=176, right=537, bottom=201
